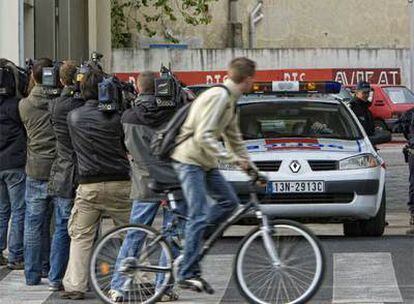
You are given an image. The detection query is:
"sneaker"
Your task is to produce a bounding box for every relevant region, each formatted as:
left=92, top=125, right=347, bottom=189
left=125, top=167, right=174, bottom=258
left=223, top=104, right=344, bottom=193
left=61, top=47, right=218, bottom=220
left=178, top=277, right=214, bottom=294
left=7, top=261, right=24, bottom=270
left=108, top=289, right=124, bottom=302
left=60, top=291, right=85, bottom=300
left=48, top=283, right=63, bottom=292
left=0, top=254, right=7, bottom=266
left=410, top=214, right=414, bottom=225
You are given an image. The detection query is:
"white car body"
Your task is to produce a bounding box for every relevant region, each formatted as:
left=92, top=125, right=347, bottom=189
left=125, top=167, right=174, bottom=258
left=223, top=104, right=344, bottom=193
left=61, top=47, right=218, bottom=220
left=221, top=97, right=385, bottom=224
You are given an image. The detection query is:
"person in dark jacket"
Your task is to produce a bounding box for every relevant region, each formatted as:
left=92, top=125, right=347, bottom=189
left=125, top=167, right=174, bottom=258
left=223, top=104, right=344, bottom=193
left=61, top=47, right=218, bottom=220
left=109, top=72, right=187, bottom=302
left=19, top=58, right=59, bottom=286
left=393, top=108, right=414, bottom=226
left=350, top=81, right=375, bottom=137
left=61, top=70, right=131, bottom=300
left=47, top=62, right=84, bottom=291
left=0, top=60, right=26, bottom=270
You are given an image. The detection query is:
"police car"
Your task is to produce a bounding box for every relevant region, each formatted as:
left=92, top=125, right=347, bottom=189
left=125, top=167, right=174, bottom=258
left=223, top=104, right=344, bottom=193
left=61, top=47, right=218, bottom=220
left=220, top=81, right=388, bottom=237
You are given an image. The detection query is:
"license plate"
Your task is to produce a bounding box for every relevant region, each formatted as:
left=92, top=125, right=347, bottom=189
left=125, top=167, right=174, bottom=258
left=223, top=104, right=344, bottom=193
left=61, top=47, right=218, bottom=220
left=268, top=181, right=325, bottom=193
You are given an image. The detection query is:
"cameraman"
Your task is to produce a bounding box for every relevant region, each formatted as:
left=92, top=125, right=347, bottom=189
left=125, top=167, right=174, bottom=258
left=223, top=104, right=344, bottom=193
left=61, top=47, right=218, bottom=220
left=0, top=59, right=26, bottom=270
left=19, top=58, right=58, bottom=286
left=61, top=70, right=132, bottom=300
left=47, top=61, right=84, bottom=291
left=109, top=71, right=187, bottom=302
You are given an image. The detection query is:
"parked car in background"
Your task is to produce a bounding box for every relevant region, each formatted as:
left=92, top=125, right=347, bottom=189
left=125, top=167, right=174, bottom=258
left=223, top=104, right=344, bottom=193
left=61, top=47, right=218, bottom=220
left=347, top=84, right=414, bottom=131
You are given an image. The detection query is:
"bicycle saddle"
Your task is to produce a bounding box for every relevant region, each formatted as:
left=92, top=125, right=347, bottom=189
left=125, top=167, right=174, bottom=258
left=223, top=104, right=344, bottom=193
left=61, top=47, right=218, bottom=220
left=147, top=179, right=182, bottom=193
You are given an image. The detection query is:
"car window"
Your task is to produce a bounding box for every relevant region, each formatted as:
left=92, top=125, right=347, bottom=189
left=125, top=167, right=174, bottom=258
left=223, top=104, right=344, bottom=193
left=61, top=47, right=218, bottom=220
left=239, top=101, right=363, bottom=140
left=383, top=87, right=414, bottom=104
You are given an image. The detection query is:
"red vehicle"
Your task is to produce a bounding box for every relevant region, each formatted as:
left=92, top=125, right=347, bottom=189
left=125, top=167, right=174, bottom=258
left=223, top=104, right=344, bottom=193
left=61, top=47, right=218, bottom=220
left=347, top=85, right=414, bottom=131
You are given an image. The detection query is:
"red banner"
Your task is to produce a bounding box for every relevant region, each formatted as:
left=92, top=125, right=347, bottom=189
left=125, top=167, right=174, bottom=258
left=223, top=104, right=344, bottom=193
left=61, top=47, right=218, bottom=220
left=115, top=68, right=401, bottom=87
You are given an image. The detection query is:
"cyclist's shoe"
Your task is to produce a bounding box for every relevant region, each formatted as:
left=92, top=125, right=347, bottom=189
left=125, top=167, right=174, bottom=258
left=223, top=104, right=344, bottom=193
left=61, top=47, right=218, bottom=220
left=108, top=289, right=124, bottom=302
left=178, top=277, right=214, bottom=294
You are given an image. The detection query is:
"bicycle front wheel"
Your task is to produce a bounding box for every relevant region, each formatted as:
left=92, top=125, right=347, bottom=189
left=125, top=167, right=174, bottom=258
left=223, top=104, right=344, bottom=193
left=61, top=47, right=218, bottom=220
left=90, top=224, right=174, bottom=304
left=235, top=220, right=325, bottom=304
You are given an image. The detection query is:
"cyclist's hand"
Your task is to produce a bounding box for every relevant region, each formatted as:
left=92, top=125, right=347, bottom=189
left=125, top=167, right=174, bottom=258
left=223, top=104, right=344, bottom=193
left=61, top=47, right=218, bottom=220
left=255, top=173, right=268, bottom=187
left=235, top=159, right=251, bottom=172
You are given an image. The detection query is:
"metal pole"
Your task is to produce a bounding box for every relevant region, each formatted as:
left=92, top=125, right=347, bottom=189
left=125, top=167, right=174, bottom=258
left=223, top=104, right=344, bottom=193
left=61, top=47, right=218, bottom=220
left=410, top=0, right=414, bottom=89
left=18, top=0, right=24, bottom=66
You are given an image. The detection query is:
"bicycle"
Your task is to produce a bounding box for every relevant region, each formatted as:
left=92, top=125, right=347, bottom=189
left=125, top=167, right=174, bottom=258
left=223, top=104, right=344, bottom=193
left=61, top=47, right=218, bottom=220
left=90, top=172, right=325, bottom=304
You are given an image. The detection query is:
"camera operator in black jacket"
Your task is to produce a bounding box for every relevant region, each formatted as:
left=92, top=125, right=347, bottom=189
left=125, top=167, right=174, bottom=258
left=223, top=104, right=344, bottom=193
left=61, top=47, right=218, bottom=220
left=47, top=61, right=84, bottom=291
left=0, top=59, right=27, bottom=270
left=61, top=70, right=131, bottom=300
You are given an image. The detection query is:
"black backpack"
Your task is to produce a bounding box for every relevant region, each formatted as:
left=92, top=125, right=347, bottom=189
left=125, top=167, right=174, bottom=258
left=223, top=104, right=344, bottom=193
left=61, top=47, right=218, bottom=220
left=151, top=84, right=230, bottom=161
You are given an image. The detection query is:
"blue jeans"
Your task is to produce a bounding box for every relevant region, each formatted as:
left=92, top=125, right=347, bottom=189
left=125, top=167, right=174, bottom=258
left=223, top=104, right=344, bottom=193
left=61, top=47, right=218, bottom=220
left=173, top=163, right=240, bottom=280
left=111, top=199, right=187, bottom=292
left=0, top=168, right=26, bottom=263
left=24, top=177, right=72, bottom=285
left=48, top=196, right=72, bottom=286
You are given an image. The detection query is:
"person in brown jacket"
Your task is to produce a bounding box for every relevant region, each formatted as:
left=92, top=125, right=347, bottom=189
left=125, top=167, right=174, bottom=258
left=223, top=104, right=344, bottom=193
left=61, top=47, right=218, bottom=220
left=171, top=57, right=257, bottom=292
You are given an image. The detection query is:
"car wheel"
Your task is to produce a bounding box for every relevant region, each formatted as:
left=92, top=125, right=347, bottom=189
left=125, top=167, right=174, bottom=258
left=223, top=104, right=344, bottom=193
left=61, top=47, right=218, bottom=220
left=343, top=189, right=386, bottom=237
left=359, top=189, right=386, bottom=236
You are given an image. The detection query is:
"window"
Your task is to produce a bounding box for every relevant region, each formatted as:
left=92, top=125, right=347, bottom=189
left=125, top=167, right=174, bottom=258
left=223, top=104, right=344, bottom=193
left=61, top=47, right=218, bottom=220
left=239, top=101, right=363, bottom=140
left=383, top=87, right=414, bottom=104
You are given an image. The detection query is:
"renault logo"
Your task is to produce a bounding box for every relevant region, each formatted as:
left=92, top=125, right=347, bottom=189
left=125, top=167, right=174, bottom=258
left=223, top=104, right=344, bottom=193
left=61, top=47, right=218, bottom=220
left=289, top=161, right=301, bottom=173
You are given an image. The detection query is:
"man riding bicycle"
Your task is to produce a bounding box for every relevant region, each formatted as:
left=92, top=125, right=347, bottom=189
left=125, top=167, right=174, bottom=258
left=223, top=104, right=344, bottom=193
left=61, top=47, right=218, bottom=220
left=171, top=57, right=257, bottom=292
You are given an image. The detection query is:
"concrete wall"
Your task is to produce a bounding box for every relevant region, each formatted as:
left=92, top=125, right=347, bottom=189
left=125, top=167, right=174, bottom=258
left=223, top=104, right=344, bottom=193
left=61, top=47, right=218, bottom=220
left=88, top=0, right=111, bottom=70
left=112, top=48, right=412, bottom=85
left=245, top=0, right=410, bottom=48
left=0, top=0, right=21, bottom=64
left=122, top=0, right=411, bottom=49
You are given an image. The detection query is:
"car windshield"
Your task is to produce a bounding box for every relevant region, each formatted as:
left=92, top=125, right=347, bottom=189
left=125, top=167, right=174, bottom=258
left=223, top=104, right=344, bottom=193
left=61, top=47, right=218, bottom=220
left=239, top=101, right=363, bottom=140
left=383, top=87, right=414, bottom=104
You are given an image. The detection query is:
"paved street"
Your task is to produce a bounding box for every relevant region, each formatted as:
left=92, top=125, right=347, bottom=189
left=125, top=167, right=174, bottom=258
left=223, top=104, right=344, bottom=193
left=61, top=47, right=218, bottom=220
left=0, top=141, right=413, bottom=304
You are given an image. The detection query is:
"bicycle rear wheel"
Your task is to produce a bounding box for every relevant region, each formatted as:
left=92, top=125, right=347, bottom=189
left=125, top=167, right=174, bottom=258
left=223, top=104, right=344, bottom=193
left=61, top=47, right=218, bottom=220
left=90, top=224, right=174, bottom=304
left=235, top=219, right=325, bottom=304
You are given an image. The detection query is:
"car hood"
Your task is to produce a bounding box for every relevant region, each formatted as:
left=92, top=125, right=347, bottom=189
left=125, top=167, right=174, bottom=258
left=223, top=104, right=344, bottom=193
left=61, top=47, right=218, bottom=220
left=245, top=138, right=367, bottom=159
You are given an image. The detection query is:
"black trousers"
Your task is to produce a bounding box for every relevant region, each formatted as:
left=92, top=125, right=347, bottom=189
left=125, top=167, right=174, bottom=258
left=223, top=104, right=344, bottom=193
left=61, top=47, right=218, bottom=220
left=408, top=153, right=414, bottom=214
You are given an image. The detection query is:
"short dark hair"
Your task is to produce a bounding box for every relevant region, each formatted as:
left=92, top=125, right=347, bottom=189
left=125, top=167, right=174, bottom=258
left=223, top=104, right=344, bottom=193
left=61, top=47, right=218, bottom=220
left=137, top=71, right=155, bottom=94
left=60, top=61, right=78, bottom=86
left=80, top=70, right=104, bottom=101
left=228, top=57, right=256, bottom=84
left=32, top=58, right=53, bottom=84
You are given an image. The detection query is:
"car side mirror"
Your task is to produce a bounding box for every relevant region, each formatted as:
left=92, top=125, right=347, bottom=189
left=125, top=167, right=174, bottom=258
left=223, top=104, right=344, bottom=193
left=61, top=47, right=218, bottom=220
left=369, top=130, right=392, bottom=145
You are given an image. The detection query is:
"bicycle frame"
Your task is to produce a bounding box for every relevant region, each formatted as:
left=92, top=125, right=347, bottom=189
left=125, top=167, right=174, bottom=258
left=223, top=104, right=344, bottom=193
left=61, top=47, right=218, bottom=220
left=199, top=183, right=281, bottom=266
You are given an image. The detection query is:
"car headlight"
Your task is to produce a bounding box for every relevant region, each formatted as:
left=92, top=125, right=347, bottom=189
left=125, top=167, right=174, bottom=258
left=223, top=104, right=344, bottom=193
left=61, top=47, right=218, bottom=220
left=339, top=154, right=380, bottom=170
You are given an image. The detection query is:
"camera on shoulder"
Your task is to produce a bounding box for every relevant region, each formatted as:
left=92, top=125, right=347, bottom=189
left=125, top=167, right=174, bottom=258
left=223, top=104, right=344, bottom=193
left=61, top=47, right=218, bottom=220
left=154, top=64, right=182, bottom=108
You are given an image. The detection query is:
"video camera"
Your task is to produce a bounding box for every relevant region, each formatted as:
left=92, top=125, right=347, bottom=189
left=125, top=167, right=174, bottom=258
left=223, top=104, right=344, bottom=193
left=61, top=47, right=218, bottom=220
left=87, top=52, right=136, bottom=113
left=154, top=64, right=182, bottom=108
left=0, top=59, right=29, bottom=98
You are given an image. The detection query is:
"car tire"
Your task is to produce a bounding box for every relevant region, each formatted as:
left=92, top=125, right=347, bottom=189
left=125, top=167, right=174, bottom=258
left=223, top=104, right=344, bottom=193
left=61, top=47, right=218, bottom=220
left=343, top=189, right=386, bottom=237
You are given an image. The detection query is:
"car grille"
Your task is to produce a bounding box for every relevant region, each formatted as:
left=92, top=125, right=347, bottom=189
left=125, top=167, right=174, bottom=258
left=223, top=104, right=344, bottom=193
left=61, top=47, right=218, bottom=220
left=254, top=161, right=282, bottom=172
left=240, top=193, right=354, bottom=204
left=308, top=160, right=338, bottom=171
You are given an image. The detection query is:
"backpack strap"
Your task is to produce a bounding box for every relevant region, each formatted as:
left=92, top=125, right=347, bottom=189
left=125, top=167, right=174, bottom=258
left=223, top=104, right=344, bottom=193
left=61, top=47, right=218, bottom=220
left=210, top=84, right=231, bottom=96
